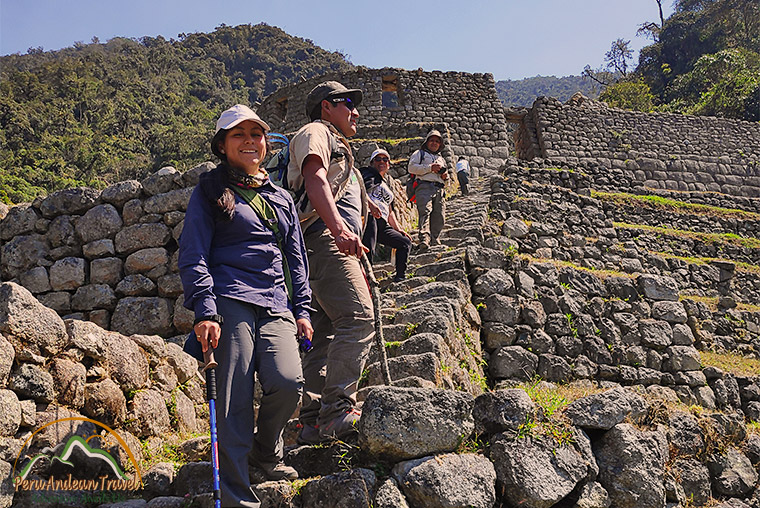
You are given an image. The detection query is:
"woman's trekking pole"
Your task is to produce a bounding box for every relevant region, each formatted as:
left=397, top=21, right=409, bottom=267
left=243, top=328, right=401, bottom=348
left=360, top=253, right=392, bottom=385
left=203, top=349, right=222, bottom=508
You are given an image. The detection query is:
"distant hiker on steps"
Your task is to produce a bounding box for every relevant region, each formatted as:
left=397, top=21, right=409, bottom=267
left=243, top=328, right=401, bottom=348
left=287, top=81, right=375, bottom=444
left=179, top=104, right=313, bottom=506
left=408, top=130, right=448, bottom=250
left=455, top=155, right=471, bottom=196
left=361, top=148, right=412, bottom=282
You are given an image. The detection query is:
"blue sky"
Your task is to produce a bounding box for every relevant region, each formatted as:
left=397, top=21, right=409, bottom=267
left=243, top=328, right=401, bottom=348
left=0, top=0, right=674, bottom=81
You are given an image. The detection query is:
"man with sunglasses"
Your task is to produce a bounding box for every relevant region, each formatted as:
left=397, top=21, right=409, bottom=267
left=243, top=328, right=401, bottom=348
left=287, top=81, right=374, bottom=444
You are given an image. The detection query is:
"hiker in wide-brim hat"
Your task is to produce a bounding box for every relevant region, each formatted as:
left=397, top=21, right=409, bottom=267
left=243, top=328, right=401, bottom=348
left=179, top=104, right=313, bottom=506
left=408, top=129, right=448, bottom=250
left=286, top=80, right=375, bottom=444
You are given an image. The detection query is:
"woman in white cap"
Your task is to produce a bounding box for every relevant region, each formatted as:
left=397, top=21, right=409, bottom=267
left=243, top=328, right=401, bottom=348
left=360, top=148, right=412, bottom=281
left=179, top=104, right=313, bottom=506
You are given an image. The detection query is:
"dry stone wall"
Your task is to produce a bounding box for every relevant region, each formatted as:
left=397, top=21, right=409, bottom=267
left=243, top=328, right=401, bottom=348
left=257, top=67, right=511, bottom=171
left=0, top=164, right=210, bottom=339
left=516, top=96, right=760, bottom=198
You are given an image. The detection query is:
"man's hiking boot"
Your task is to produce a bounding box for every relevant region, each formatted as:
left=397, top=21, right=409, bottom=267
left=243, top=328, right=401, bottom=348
left=249, top=456, right=299, bottom=481
left=393, top=274, right=406, bottom=282
left=319, top=408, right=361, bottom=441
left=296, top=422, right=321, bottom=446
left=261, top=462, right=298, bottom=481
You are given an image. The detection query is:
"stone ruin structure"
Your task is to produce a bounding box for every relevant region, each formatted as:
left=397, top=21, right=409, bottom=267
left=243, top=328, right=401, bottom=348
left=257, top=66, right=511, bottom=173
left=508, top=95, right=760, bottom=198
left=3, top=69, right=760, bottom=507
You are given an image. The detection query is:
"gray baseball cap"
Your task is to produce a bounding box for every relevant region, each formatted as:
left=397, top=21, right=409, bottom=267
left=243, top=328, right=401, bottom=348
left=305, top=81, right=363, bottom=120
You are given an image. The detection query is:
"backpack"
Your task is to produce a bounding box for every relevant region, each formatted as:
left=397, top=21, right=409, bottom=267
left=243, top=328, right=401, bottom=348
left=266, top=130, right=345, bottom=220
left=265, top=133, right=291, bottom=191
left=406, top=150, right=426, bottom=203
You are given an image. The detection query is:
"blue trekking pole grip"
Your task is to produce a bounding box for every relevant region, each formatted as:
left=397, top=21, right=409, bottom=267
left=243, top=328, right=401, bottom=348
left=203, top=348, right=222, bottom=508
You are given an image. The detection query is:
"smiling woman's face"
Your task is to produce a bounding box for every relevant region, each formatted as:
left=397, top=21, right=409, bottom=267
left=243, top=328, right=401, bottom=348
left=221, top=120, right=267, bottom=174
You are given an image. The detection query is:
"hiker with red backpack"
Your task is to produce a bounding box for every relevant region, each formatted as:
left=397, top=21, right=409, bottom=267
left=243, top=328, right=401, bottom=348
left=286, top=81, right=375, bottom=444
left=179, top=104, right=313, bottom=506
left=408, top=130, right=448, bottom=250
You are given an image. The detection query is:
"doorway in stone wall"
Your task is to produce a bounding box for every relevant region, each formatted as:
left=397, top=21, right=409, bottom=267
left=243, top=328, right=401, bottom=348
left=274, top=97, right=288, bottom=125
left=382, top=74, right=403, bottom=111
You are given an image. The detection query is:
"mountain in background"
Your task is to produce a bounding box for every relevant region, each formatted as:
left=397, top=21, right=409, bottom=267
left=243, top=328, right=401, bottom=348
left=495, top=75, right=602, bottom=108
left=0, top=23, right=353, bottom=204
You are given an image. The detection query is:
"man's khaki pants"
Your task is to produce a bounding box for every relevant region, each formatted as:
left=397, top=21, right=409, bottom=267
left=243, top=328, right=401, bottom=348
left=300, top=227, right=375, bottom=426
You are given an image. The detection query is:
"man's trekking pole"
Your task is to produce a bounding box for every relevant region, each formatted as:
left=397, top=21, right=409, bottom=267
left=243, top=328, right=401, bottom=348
left=203, top=349, right=222, bottom=508
left=360, top=253, right=392, bottom=385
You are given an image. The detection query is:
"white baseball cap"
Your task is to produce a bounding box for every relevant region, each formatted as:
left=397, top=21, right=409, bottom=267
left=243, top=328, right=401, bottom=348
left=370, top=148, right=391, bottom=163
left=215, top=104, right=271, bottom=134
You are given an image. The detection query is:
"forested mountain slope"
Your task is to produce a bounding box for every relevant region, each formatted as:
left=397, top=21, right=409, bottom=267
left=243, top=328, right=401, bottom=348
left=495, top=75, right=601, bottom=108
left=0, top=23, right=353, bottom=204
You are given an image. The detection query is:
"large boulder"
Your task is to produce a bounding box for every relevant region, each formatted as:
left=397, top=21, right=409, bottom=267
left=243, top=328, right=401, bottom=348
left=83, top=378, right=127, bottom=427
left=9, top=363, right=55, bottom=402
left=0, top=203, right=37, bottom=240
left=111, top=297, right=173, bottom=337
left=564, top=387, right=647, bottom=430
left=75, top=204, right=123, bottom=243
left=0, top=282, right=68, bottom=357
left=594, top=423, right=668, bottom=508
left=637, top=274, right=679, bottom=301
left=490, top=429, right=597, bottom=508
left=374, top=478, right=409, bottom=508
left=67, top=320, right=149, bottom=392
left=358, top=387, right=474, bottom=461
left=127, top=389, right=171, bottom=438
left=473, top=389, right=536, bottom=435
left=0, top=390, right=21, bottom=437
left=671, top=458, right=711, bottom=506
left=0, top=234, right=49, bottom=279
left=489, top=346, right=538, bottom=380
left=707, top=447, right=758, bottom=497
left=39, top=187, right=100, bottom=218
left=667, top=410, right=705, bottom=456
left=392, top=453, right=496, bottom=508
left=50, top=358, right=86, bottom=408
left=300, top=468, right=376, bottom=508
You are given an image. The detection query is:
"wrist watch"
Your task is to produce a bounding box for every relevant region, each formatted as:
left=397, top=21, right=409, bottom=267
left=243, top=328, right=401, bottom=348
left=194, top=314, right=224, bottom=326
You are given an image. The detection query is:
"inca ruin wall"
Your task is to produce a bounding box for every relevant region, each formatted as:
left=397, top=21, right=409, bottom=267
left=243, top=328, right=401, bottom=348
left=257, top=67, right=511, bottom=171
left=514, top=96, right=760, bottom=198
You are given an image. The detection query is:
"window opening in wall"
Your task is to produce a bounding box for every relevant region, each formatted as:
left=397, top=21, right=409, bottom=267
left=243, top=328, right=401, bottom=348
left=382, top=75, right=402, bottom=109
left=275, top=97, right=288, bottom=122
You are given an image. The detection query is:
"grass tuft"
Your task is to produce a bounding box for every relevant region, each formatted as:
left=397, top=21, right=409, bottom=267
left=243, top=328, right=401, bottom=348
left=701, top=350, right=760, bottom=377
left=593, top=190, right=760, bottom=221
left=614, top=222, right=760, bottom=250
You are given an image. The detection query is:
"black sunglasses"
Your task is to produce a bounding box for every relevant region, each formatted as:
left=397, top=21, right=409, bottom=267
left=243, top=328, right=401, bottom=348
left=329, top=97, right=356, bottom=111
left=373, top=156, right=390, bottom=162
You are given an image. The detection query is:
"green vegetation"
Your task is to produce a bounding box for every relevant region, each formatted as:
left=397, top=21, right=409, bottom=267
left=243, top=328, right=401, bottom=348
left=599, top=78, right=656, bottom=112
left=614, top=222, right=760, bottom=249
left=701, top=350, right=760, bottom=376
left=351, top=136, right=421, bottom=146
left=514, top=379, right=605, bottom=447
left=404, top=322, right=420, bottom=339
left=592, top=190, right=760, bottom=221
left=595, top=0, right=760, bottom=120
left=652, top=251, right=760, bottom=275
left=0, top=23, right=353, bottom=204
left=518, top=253, right=633, bottom=280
